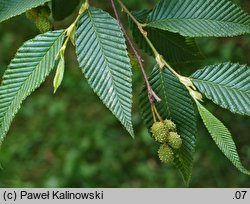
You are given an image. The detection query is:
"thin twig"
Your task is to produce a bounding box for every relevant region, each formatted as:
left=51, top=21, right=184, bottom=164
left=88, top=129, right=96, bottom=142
left=117, top=0, right=182, bottom=78
left=115, top=0, right=203, bottom=106
left=153, top=104, right=163, bottom=122
left=110, top=0, right=160, bottom=104
left=117, top=0, right=159, bottom=57
left=151, top=104, right=157, bottom=123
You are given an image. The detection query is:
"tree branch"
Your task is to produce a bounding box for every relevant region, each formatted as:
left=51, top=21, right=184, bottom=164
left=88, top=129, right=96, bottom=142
left=110, top=0, right=161, bottom=104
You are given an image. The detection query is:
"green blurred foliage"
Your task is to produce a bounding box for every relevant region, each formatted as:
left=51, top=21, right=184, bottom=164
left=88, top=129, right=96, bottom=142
left=0, top=0, right=249, bottom=187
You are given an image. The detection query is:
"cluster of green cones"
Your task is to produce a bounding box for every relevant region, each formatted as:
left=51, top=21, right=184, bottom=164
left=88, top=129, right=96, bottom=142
left=151, top=119, right=182, bottom=164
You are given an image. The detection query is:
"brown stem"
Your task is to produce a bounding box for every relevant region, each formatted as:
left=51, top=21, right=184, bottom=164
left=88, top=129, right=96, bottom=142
left=110, top=0, right=160, bottom=104
left=153, top=104, right=163, bottom=122
left=151, top=104, right=157, bottom=123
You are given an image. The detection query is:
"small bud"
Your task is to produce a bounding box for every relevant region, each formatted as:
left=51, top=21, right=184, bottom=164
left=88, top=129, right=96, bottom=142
left=69, top=26, right=76, bottom=46
left=53, top=51, right=65, bottom=93
left=179, top=76, right=196, bottom=90
left=158, top=144, right=174, bottom=164
left=155, top=54, right=165, bottom=69
left=151, top=122, right=168, bottom=143
left=79, top=1, right=89, bottom=15
left=190, top=90, right=203, bottom=101
left=66, top=24, right=76, bottom=46
left=167, top=132, right=182, bottom=150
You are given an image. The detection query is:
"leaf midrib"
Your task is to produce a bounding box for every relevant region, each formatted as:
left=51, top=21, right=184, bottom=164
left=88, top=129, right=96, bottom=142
left=192, top=77, right=250, bottom=97
left=161, top=69, right=195, bottom=182
left=159, top=69, right=171, bottom=118
left=148, top=18, right=250, bottom=27
left=198, top=103, right=250, bottom=175
left=87, top=9, right=130, bottom=122
left=0, top=32, right=63, bottom=125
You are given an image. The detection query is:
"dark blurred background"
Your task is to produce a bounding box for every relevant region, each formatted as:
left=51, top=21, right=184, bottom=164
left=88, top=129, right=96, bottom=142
left=0, top=0, right=249, bottom=187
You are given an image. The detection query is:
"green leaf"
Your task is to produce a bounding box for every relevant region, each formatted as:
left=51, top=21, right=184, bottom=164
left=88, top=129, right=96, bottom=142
left=129, top=9, right=202, bottom=64
left=75, top=7, right=134, bottom=137
left=197, top=102, right=250, bottom=175
left=0, top=30, right=65, bottom=143
left=147, top=0, right=250, bottom=37
left=52, top=0, right=80, bottom=21
left=0, top=0, right=50, bottom=23
left=191, top=63, right=250, bottom=116
left=53, top=51, right=65, bottom=93
left=140, top=66, right=197, bottom=185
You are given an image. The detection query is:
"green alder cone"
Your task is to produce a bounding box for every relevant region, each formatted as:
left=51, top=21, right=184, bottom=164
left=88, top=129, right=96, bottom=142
left=167, top=132, right=182, bottom=150
left=164, top=119, right=176, bottom=132
left=26, top=5, right=51, bottom=20
left=158, top=143, right=174, bottom=164
left=26, top=5, right=53, bottom=33
left=26, top=9, right=38, bottom=21
left=151, top=121, right=168, bottom=143
left=35, top=16, right=53, bottom=33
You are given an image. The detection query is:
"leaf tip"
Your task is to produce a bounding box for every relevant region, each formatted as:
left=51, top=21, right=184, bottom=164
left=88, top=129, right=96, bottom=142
left=128, top=128, right=135, bottom=139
